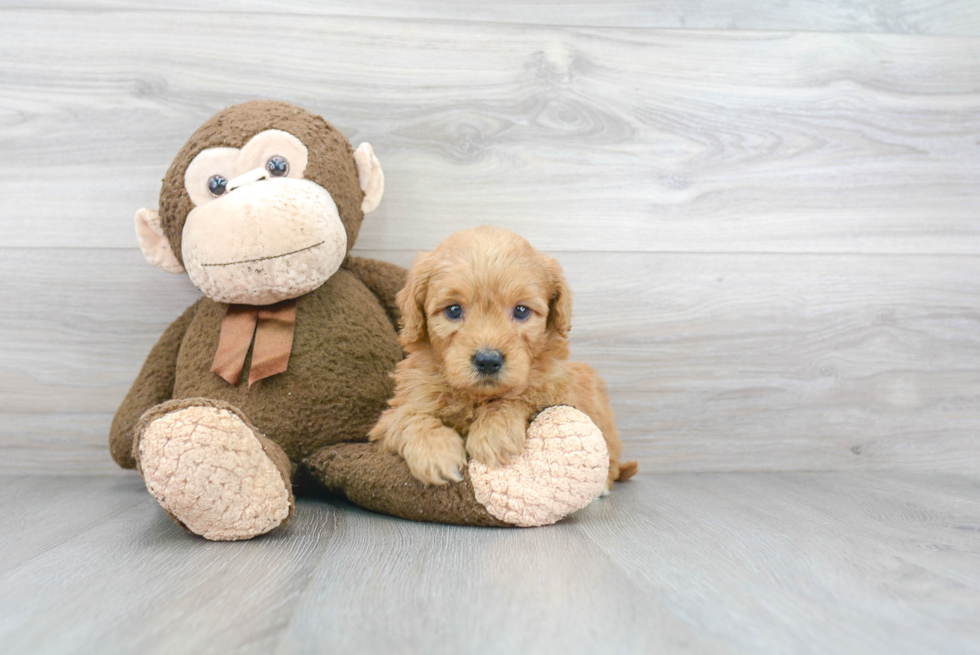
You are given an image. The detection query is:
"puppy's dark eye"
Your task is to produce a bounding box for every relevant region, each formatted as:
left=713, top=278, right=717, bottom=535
left=208, top=175, right=228, bottom=197
left=445, top=305, right=463, bottom=320
left=513, top=305, right=531, bottom=321
left=266, top=156, right=289, bottom=177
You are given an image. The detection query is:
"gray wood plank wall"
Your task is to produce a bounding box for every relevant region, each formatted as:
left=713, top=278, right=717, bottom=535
left=2, top=3, right=979, bottom=474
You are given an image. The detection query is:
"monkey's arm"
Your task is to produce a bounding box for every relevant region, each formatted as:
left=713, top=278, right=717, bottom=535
left=303, top=406, right=609, bottom=527
left=109, top=299, right=201, bottom=468
left=342, top=256, right=407, bottom=330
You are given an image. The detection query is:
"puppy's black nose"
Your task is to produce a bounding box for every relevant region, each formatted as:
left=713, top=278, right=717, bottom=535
left=473, top=349, right=505, bottom=376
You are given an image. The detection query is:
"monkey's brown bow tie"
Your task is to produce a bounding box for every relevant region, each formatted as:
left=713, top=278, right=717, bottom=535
left=210, top=300, right=297, bottom=387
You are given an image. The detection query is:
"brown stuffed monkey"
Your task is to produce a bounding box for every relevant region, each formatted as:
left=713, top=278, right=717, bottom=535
left=110, top=100, right=609, bottom=540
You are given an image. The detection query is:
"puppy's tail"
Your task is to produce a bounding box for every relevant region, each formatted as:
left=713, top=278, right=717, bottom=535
left=615, top=461, right=639, bottom=482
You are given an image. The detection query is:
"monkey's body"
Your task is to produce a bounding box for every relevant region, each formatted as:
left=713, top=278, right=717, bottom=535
left=174, top=268, right=402, bottom=462
left=111, top=264, right=403, bottom=469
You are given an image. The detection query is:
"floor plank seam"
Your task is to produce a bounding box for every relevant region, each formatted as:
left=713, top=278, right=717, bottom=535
left=269, top=508, right=341, bottom=655
left=9, top=245, right=980, bottom=258
left=2, top=6, right=978, bottom=39
left=2, top=495, right=150, bottom=576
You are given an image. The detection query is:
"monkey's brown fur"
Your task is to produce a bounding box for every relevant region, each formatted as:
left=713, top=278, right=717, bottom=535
left=371, top=226, right=638, bottom=489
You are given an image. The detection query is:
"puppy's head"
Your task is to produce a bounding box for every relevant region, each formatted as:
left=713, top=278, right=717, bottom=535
left=397, top=225, right=572, bottom=397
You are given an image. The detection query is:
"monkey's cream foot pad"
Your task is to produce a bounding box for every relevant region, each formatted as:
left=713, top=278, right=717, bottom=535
left=469, top=406, right=609, bottom=527
left=136, top=405, right=293, bottom=541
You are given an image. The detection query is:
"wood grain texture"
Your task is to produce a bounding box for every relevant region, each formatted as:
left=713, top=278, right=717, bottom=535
left=578, top=471, right=980, bottom=654
left=3, top=5, right=979, bottom=476
left=0, top=475, right=143, bottom=575
left=3, top=248, right=979, bottom=474
left=0, top=472, right=977, bottom=654
left=1, top=10, right=979, bottom=253
left=1, top=1, right=979, bottom=35
left=0, top=475, right=340, bottom=655
left=274, top=500, right=703, bottom=654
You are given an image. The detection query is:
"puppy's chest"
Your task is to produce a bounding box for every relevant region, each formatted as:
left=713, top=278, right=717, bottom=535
left=436, top=401, right=479, bottom=436
left=436, top=398, right=539, bottom=436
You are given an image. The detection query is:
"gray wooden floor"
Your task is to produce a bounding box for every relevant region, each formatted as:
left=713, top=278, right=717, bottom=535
left=1, top=471, right=978, bottom=655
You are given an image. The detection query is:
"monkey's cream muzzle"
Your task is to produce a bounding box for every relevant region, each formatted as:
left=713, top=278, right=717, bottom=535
left=225, top=166, right=272, bottom=192
left=182, top=174, right=348, bottom=305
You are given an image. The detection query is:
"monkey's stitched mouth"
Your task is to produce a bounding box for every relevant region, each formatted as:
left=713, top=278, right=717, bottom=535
left=201, top=241, right=326, bottom=267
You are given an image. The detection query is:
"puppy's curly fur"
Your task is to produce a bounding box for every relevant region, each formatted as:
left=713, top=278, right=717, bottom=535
left=370, top=225, right=638, bottom=489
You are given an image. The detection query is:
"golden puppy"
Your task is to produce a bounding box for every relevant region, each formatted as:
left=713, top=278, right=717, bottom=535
left=370, top=225, right=638, bottom=490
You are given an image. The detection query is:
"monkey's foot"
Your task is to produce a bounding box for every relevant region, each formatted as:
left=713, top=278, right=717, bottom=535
left=135, top=399, right=294, bottom=541
left=469, top=405, right=609, bottom=527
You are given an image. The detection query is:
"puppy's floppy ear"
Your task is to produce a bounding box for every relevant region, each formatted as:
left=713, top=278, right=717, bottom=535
left=397, top=251, right=432, bottom=347
left=546, top=257, right=573, bottom=338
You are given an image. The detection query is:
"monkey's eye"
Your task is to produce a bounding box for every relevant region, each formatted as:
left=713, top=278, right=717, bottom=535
left=513, top=305, right=531, bottom=321
left=266, top=156, right=289, bottom=177
left=445, top=305, right=463, bottom=320
left=207, top=175, right=228, bottom=197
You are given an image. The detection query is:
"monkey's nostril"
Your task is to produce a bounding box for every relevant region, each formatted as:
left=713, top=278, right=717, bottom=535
left=472, top=349, right=505, bottom=376
left=226, top=167, right=271, bottom=193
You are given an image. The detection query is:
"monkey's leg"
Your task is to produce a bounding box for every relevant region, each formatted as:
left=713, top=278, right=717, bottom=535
left=134, top=398, right=294, bottom=541
left=303, top=406, right=609, bottom=527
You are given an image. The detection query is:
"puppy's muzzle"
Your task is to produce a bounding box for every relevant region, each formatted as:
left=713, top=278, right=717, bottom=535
left=473, top=349, right=505, bottom=377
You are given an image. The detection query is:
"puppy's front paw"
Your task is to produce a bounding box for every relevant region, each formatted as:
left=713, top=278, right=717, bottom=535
left=466, top=416, right=527, bottom=468
left=402, top=427, right=467, bottom=486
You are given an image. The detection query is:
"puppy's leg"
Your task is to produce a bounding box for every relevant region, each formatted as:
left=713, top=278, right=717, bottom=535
left=567, top=362, right=638, bottom=492
left=371, top=408, right=467, bottom=486
left=466, top=402, right=529, bottom=467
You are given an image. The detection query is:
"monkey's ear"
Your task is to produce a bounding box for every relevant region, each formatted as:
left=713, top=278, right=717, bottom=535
left=353, top=143, right=384, bottom=214
left=134, top=208, right=184, bottom=274
left=396, top=252, right=431, bottom=348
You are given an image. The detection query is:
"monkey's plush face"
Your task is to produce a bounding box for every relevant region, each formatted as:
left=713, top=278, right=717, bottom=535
left=180, top=129, right=348, bottom=305
left=133, top=101, right=384, bottom=306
